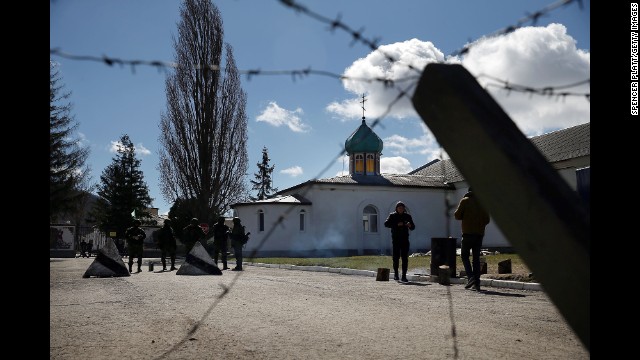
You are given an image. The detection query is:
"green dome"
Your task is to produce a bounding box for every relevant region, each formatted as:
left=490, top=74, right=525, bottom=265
left=345, top=120, right=383, bottom=153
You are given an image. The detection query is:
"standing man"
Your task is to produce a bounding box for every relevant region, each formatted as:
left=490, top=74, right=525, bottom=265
left=230, top=217, right=247, bottom=271
left=384, top=201, right=416, bottom=282
left=454, top=187, right=490, bottom=291
left=211, top=216, right=230, bottom=270
left=125, top=219, right=146, bottom=273
left=157, top=219, right=178, bottom=271
left=181, top=218, right=206, bottom=255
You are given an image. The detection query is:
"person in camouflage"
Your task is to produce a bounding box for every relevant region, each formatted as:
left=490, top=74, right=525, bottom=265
left=157, top=219, right=177, bottom=271
left=125, top=219, right=146, bottom=273
left=211, top=216, right=230, bottom=270
left=230, top=217, right=248, bottom=271
left=181, top=218, right=205, bottom=256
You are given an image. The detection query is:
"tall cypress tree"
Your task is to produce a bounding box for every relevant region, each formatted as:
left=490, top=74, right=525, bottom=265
left=158, top=0, right=248, bottom=223
left=91, top=134, right=153, bottom=239
left=250, top=146, right=278, bottom=201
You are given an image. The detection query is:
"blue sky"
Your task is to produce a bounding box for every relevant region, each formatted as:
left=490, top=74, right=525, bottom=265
left=50, top=0, right=590, bottom=215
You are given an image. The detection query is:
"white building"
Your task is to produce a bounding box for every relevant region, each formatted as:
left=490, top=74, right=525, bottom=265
left=231, top=121, right=590, bottom=257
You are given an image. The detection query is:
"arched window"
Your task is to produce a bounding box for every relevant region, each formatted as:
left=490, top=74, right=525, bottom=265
left=258, top=210, right=264, bottom=232
left=355, top=154, right=364, bottom=174
left=362, top=205, right=378, bottom=233
left=299, top=210, right=306, bottom=231
left=366, top=154, right=375, bottom=174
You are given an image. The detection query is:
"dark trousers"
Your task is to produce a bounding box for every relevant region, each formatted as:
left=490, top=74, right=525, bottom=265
left=128, top=244, right=143, bottom=270
left=160, top=248, right=176, bottom=269
left=233, top=244, right=243, bottom=269
left=212, top=241, right=228, bottom=268
left=461, top=233, right=484, bottom=283
left=392, top=239, right=410, bottom=276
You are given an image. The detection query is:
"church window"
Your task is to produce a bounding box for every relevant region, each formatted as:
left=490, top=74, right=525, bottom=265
left=362, top=205, right=378, bottom=233
left=299, top=210, right=306, bottom=231
left=366, top=154, right=375, bottom=174
left=355, top=154, right=364, bottom=174
left=258, top=210, right=264, bottom=232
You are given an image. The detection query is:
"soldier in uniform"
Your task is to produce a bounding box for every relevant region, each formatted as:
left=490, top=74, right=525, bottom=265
left=230, top=217, right=248, bottom=271
left=157, top=219, right=178, bottom=271
left=181, top=218, right=205, bottom=255
left=211, top=216, right=230, bottom=270
left=125, top=219, right=146, bottom=273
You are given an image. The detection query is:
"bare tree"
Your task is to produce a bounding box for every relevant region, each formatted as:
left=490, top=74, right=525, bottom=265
left=158, top=0, right=249, bottom=224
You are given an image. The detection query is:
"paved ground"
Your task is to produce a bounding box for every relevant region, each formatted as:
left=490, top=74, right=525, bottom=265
left=50, top=257, right=588, bottom=360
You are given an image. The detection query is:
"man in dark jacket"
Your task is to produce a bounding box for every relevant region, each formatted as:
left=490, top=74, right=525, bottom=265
left=384, top=201, right=416, bottom=282
left=157, top=219, right=177, bottom=271
left=454, top=187, right=490, bottom=291
left=230, top=217, right=248, bottom=271
left=211, top=216, right=230, bottom=270
left=125, top=219, right=146, bottom=273
left=181, top=218, right=206, bottom=256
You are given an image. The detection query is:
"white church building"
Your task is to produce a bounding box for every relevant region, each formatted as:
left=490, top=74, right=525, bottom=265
left=231, top=120, right=590, bottom=257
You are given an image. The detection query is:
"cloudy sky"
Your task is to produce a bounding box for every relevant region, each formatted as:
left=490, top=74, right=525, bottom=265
left=50, top=0, right=590, bottom=215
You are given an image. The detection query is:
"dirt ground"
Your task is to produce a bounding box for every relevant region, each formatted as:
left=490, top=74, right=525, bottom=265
left=50, top=257, right=588, bottom=360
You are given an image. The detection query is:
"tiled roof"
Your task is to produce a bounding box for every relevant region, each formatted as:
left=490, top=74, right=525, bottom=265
left=314, top=174, right=451, bottom=188
left=232, top=194, right=312, bottom=207
left=409, top=122, right=590, bottom=183
left=529, top=122, right=590, bottom=162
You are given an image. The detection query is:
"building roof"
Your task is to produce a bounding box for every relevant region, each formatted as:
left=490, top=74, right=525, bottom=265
left=231, top=194, right=312, bottom=208
left=344, top=119, right=383, bottom=153
left=272, top=122, right=590, bottom=196
left=409, top=122, right=590, bottom=182
left=529, top=122, right=590, bottom=163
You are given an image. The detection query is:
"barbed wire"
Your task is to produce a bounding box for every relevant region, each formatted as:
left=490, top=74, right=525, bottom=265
left=480, top=76, right=590, bottom=100
left=50, top=48, right=589, bottom=101
left=449, top=0, right=581, bottom=57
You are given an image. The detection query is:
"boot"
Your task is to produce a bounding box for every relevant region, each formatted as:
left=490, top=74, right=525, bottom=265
left=401, top=273, right=408, bottom=282
left=222, top=262, right=229, bottom=270
left=162, top=260, right=167, bottom=271
left=394, top=270, right=399, bottom=281
left=128, top=265, right=132, bottom=273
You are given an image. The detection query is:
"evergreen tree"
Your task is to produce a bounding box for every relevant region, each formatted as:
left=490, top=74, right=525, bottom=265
left=92, top=134, right=153, bottom=239
left=250, top=146, right=278, bottom=201
left=158, top=0, right=248, bottom=224
left=50, top=61, right=91, bottom=222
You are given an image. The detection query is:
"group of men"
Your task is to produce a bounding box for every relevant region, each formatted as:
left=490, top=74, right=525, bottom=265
left=124, top=216, right=248, bottom=274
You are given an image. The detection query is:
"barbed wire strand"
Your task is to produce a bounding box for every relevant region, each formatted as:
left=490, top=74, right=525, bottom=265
left=49, top=48, right=589, bottom=100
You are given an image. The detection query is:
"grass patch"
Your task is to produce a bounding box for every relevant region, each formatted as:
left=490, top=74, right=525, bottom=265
left=244, top=253, right=537, bottom=282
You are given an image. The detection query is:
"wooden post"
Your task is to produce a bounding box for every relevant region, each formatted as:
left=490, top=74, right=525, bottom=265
left=498, top=259, right=512, bottom=274
left=438, top=265, right=450, bottom=285
left=376, top=268, right=390, bottom=281
left=412, top=63, right=589, bottom=351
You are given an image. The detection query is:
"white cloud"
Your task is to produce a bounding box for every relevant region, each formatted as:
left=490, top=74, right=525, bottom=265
left=108, top=140, right=151, bottom=156
left=383, top=123, right=447, bottom=161
left=326, top=38, right=450, bottom=120
left=328, top=24, right=589, bottom=138
left=256, top=101, right=311, bottom=133
left=462, top=23, right=590, bottom=135
left=281, top=166, right=303, bottom=177
left=335, top=170, right=349, bottom=176
left=380, top=156, right=413, bottom=174
left=135, top=143, right=151, bottom=156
